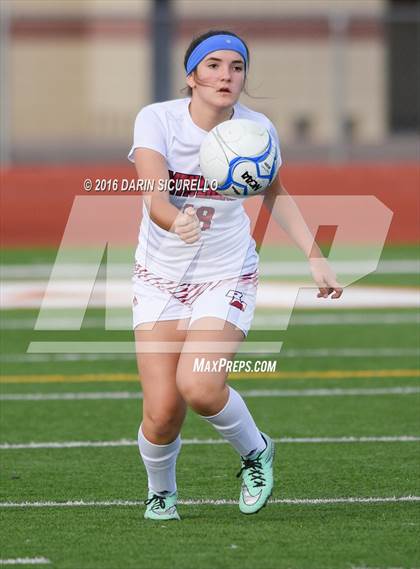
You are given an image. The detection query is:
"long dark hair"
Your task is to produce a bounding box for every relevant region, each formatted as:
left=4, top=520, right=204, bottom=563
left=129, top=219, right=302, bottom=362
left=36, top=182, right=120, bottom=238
left=183, top=30, right=250, bottom=97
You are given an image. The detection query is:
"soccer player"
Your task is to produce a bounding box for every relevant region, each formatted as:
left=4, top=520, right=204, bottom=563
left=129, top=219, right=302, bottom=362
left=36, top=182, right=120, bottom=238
left=128, top=30, right=342, bottom=521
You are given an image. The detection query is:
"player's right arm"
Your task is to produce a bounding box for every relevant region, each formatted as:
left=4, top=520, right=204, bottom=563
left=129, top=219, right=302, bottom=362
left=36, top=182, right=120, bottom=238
left=134, top=148, right=201, bottom=244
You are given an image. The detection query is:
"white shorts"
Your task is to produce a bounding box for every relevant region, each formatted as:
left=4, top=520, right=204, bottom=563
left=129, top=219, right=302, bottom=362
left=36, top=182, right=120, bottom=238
left=132, top=264, right=258, bottom=336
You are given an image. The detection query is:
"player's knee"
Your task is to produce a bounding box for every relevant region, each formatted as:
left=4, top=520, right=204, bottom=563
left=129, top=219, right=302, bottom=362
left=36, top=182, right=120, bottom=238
left=176, top=374, right=218, bottom=413
left=143, top=406, right=182, bottom=438
left=176, top=374, right=196, bottom=402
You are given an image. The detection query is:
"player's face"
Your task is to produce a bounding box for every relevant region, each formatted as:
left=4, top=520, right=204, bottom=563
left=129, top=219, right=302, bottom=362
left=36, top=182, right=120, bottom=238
left=188, top=50, right=245, bottom=108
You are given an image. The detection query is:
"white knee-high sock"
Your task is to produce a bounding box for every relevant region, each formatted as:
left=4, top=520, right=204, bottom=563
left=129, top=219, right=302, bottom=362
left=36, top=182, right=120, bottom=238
left=138, top=426, right=181, bottom=496
left=200, top=387, right=265, bottom=457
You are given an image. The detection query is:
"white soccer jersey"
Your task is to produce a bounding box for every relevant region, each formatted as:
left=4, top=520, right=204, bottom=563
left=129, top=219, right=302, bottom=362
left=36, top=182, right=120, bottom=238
left=128, top=97, right=281, bottom=283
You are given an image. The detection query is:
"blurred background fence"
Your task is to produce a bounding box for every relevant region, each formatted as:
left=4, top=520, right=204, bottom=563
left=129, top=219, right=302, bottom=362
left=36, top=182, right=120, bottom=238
left=0, top=0, right=419, bottom=246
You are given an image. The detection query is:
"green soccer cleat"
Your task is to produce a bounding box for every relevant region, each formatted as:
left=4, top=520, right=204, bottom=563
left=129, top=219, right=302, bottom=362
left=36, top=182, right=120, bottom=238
left=144, top=492, right=180, bottom=521
left=237, top=433, right=275, bottom=515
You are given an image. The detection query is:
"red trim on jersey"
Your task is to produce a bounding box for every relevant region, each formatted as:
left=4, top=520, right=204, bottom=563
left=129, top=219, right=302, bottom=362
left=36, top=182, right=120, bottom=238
left=133, top=263, right=258, bottom=306
left=168, top=170, right=232, bottom=201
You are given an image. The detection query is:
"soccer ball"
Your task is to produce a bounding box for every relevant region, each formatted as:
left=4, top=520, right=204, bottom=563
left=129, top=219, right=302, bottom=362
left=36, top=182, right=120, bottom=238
left=199, top=119, right=279, bottom=198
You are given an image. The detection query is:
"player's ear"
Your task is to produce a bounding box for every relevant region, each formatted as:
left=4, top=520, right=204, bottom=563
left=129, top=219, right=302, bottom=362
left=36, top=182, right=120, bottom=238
left=186, top=72, right=196, bottom=90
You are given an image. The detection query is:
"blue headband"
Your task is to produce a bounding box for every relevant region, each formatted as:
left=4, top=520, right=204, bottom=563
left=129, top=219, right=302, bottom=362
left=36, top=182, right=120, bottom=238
left=185, top=34, right=248, bottom=76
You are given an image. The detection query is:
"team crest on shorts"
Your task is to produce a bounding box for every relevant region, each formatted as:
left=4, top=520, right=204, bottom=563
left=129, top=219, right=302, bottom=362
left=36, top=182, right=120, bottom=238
left=226, top=290, right=246, bottom=312
left=133, top=295, right=138, bottom=306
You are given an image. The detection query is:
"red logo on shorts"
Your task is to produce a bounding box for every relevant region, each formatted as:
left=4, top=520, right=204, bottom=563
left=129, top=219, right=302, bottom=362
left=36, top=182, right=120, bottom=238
left=226, top=290, right=246, bottom=312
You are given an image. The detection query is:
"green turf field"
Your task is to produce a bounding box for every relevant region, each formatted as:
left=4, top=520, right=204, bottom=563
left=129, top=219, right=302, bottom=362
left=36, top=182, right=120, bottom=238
left=1, top=245, right=419, bottom=569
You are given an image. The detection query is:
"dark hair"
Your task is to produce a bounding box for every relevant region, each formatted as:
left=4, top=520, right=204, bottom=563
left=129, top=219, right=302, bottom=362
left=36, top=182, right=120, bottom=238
left=183, top=30, right=250, bottom=97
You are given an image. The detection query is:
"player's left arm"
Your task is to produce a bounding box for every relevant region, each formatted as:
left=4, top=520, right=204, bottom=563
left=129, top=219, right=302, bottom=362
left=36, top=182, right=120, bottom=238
left=264, top=173, right=343, bottom=299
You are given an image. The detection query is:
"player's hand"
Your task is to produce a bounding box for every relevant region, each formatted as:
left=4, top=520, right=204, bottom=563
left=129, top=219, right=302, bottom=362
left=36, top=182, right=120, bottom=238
left=173, top=207, right=201, bottom=244
left=309, top=257, right=343, bottom=299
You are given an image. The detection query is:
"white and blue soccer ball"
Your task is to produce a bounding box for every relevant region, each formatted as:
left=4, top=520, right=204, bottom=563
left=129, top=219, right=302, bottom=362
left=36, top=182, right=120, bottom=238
left=199, top=119, right=279, bottom=198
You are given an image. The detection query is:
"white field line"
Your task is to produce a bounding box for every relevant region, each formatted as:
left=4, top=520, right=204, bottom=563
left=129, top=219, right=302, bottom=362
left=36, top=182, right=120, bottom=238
left=350, top=567, right=420, bottom=569
left=254, top=312, right=420, bottom=327
left=1, top=260, right=418, bottom=279
left=283, top=348, right=420, bottom=358
left=1, top=312, right=419, bottom=331
left=0, top=496, right=418, bottom=508
left=350, top=566, right=419, bottom=569
left=259, top=260, right=420, bottom=276
left=1, top=436, right=419, bottom=450
left=1, top=386, right=420, bottom=401
left=0, top=559, right=50, bottom=566
left=1, top=347, right=419, bottom=364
